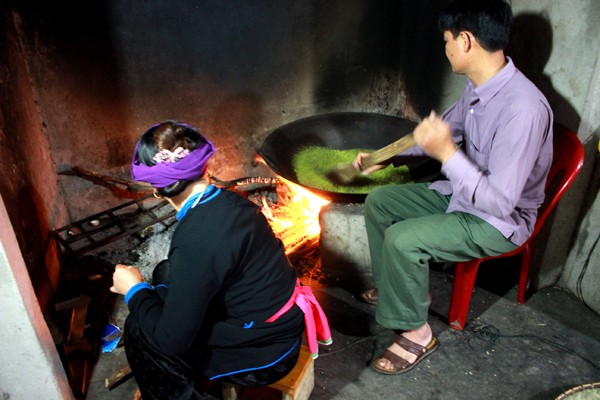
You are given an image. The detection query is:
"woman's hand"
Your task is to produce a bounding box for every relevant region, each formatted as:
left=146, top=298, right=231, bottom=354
left=110, top=264, right=143, bottom=295
left=352, top=152, right=388, bottom=176
left=414, top=111, right=458, bottom=164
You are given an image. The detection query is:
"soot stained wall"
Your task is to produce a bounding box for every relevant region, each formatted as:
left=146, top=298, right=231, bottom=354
left=13, top=0, right=448, bottom=221
left=3, top=0, right=600, bottom=337
left=0, top=4, right=68, bottom=310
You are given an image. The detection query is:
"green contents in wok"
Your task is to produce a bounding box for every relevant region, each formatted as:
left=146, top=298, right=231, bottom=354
left=292, top=146, right=413, bottom=194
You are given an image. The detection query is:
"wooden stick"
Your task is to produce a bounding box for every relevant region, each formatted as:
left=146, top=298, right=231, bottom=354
left=105, top=364, right=133, bottom=390
left=59, top=166, right=152, bottom=199
left=330, top=133, right=417, bottom=183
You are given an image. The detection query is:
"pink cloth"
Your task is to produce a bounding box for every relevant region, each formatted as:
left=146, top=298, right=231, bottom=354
left=266, top=279, right=332, bottom=358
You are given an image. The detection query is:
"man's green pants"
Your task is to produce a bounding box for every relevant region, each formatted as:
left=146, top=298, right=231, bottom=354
left=364, top=183, right=518, bottom=330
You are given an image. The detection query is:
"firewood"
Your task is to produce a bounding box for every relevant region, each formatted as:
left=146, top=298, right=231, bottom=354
left=59, top=166, right=152, bottom=198
left=105, top=364, right=133, bottom=390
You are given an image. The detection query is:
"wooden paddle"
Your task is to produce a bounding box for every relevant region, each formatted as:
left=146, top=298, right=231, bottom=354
left=330, top=133, right=417, bottom=184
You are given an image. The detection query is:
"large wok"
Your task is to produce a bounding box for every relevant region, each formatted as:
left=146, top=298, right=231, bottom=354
left=258, top=112, right=441, bottom=203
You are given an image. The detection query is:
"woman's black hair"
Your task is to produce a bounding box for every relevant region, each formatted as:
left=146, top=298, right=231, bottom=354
left=136, top=121, right=204, bottom=198
left=439, top=0, right=513, bottom=52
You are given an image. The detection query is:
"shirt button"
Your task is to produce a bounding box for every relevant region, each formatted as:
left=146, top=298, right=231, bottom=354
left=470, top=109, right=474, bottom=114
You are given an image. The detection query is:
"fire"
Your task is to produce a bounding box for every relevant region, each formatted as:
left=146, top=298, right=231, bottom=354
left=285, top=177, right=330, bottom=234
left=261, top=177, right=330, bottom=251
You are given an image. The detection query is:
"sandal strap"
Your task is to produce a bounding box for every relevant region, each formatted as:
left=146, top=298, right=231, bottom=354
left=379, top=349, right=411, bottom=371
left=394, top=335, right=429, bottom=357
left=361, top=288, right=378, bottom=305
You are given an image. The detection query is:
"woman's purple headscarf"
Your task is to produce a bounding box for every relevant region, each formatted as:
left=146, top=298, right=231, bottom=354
left=130, top=135, right=216, bottom=188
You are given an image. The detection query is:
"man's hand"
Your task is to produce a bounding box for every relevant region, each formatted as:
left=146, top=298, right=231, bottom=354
left=352, top=152, right=388, bottom=176
left=111, top=264, right=143, bottom=295
left=414, top=111, right=458, bottom=164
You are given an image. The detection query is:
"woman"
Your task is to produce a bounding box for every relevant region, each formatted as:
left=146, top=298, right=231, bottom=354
left=111, top=121, right=331, bottom=399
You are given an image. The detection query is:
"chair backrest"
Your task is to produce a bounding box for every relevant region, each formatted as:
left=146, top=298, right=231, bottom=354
left=531, top=122, right=584, bottom=238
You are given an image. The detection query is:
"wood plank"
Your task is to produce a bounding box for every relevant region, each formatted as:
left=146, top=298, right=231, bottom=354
left=268, top=345, right=314, bottom=399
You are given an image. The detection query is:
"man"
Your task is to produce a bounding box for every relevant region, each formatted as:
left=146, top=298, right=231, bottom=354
left=353, top=0, right=553, bottom=375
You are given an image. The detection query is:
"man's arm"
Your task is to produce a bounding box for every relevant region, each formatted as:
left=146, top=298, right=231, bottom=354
left=414, top=111, right=458, bottom=164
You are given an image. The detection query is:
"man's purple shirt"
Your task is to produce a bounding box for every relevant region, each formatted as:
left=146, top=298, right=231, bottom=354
left=405, top=58, right=553, bottom=245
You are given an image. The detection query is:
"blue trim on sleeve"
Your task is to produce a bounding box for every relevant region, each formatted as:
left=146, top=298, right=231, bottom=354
left=125, top=282, right=153, bottom=305
left=209, top=339, right=300, bottom=381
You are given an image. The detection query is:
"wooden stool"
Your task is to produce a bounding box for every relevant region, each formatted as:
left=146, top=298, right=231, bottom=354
left=222, top=345, right=314, bottom=400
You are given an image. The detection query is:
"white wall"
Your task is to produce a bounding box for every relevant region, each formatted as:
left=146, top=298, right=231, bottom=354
left=0, top=195, right=73, bottom=400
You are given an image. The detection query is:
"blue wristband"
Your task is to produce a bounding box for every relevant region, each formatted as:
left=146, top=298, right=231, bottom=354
left=125, top=282, right=153, bottom=305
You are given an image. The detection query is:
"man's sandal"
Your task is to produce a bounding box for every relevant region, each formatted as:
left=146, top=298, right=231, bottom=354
left=361, top=288, right=378, bottom=305
left=371, top=335, right=439, bottom=375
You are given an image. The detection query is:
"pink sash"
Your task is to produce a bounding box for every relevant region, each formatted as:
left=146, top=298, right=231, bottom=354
left=265, top=279, right=332, bottom=358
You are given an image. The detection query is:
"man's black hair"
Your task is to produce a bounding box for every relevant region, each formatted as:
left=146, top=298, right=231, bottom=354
left=439, top=0, right=513, bottom=52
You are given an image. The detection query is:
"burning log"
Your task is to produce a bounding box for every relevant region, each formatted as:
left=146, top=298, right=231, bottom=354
left=60, top=166, right=280, bottom=199
left=255, top=179, right=329, bottom=283
left=210, top=174, right=280, bottom=190
left=58, top=166, right=326, bottom=265
left=59, top=167, right=327, bottom=278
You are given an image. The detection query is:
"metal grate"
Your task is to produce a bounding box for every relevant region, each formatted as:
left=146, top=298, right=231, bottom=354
left=52, top=194, right=176, bottom=256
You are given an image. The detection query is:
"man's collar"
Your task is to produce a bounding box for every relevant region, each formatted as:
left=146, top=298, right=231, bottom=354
left=471, top=57, right=516, bottom=107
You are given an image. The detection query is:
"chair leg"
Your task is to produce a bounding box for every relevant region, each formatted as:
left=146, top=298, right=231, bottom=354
left=517, top=244, right=531, bottom=304
left=448, top=259, right=481, bottom=331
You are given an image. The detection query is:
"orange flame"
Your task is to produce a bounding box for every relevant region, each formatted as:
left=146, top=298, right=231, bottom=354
left=283, top=177, right=330, bottom=235
left=261, top=177, right=330, bottom=250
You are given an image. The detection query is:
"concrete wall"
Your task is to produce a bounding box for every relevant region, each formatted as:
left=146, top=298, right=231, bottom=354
left=13, top=0, right=453, bottom=221
left=0, top=196, right=73, bottom=400
left=509, top=1, right=600, bottom=301
left=558, top=50, right=600, bottom=314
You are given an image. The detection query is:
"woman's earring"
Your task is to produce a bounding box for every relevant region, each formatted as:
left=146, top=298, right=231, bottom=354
left=153, top=190, right=161, bottom=199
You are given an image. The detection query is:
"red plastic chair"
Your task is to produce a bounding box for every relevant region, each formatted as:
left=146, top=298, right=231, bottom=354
left=447, top=122, right=584, bottom=330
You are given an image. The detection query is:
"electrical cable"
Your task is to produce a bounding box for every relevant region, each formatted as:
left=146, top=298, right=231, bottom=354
left=316, top=327, right=388, bottom=358
left=317, top=320, right=600, bottom=373
left=465, top=321, right=600, bottom=372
